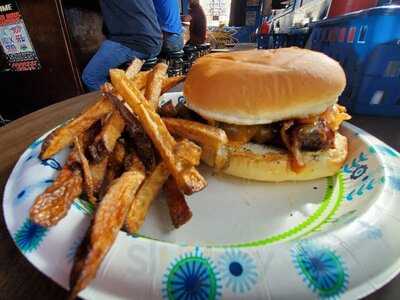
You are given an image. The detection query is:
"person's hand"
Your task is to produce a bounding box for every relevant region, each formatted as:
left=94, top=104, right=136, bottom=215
left=181, top=15, right=192, bottom=22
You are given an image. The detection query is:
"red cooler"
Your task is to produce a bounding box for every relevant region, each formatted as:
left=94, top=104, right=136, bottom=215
left=328, top=0, right=378, bottom=17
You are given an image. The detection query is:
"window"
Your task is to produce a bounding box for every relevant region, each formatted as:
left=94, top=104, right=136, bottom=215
left=358, top=25, right=367, bottom=43
left=347, top=27, right=356, bottom=43
left=370, top=91, right=384, bottom=105
left=338, top=27, right=346, bottom=42
left=201, top=0, right=232, bottom=26
left=329, top=28, right=338, bottom=42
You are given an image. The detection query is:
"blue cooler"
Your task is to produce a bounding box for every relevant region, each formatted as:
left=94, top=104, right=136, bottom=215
left=309, top=6, right=400, bottom=116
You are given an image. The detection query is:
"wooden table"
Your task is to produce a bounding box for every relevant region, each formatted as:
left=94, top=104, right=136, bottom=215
left=1, top=92, right=400, bottom=300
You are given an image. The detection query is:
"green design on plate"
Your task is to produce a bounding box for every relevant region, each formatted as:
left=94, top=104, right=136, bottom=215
left=225, top=173, right=345, bottom=248
left=72, top=198, right=94, bottom=216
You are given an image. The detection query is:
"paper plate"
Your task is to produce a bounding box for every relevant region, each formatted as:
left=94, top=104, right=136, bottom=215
left=3, top=93, right=400, bottom=300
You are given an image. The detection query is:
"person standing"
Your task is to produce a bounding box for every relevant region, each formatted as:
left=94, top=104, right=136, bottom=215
left=82, top=0, right=162, bottom=91
left=188, top=0, right=207, bottom=46
left=153, top=0, right=184, bottom=53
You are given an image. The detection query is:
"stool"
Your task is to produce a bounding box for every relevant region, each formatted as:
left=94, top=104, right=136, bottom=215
left=198, top=43, right=211, bottom=56
left=183, top=44, right=197, bottom=74
left=141, top=57, right=158, bottom=71
left=162, top=50, right=184, bottom=77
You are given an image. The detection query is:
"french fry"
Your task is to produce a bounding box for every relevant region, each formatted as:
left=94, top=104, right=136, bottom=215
left=131, top=70, right=184, bottom=94
left=125, top=58, right=144, bottom=79
left=125, top=162, right=169, bottom=234
left=90, top=157, right=109, bottom=195
left=123, top=152, right=144, bottom=173
left=131, top=70, right=150, bottom=90
left=109, top=140, right=126, bottom=168
left=30, top=154, right=83, bottom=227
left=174, top=138, right=202, bottom=166
left=69, top=154, right=145, bottom=298
left=201, top=144, right=229, bottom=171
left=105, top=91, right=156, bottom=171
left=163, top=177, right=192, bottom=228
left=161, top=75, right=185, bottom=95
left=75, top=137, right=96, bottom=204
left=99, top=141, right=126, bottom=199
left=30, top=122, right=105, bottom=226
left=110, top=69, right=207, bottom=195
left=163, top=118, right=229, bottom=170
left=145, top=63, right=168, bottom=110
left=88, top=110, right=125, bottom=162
left=163, top=118, right=228, bottom=148
left=40, top=98, right=113, bottom=159
left=80, top=120, right=103, bottom=147
left=66, top=121, right=102, bottom=170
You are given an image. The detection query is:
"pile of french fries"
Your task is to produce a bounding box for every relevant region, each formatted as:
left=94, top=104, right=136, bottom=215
left=28, top=58, right=229, bottom=298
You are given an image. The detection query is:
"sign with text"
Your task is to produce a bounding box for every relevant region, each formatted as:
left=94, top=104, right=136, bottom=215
left=0, top=0, right=40, bottom=72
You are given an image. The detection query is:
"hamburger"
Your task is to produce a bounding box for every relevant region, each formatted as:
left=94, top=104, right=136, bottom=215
left=171, top=47, right=350, bottom=181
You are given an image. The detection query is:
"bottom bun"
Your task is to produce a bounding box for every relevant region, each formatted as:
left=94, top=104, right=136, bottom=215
left=215, top=133, right=348, bottom=182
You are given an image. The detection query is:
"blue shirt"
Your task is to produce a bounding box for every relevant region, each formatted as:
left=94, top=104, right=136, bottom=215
left=100, top=0, right=162, bottom=55
left=153, top=0, right=182, bottom=34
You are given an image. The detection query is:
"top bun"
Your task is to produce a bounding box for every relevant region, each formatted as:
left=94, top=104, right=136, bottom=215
left=183, top=47, right=346, bottom=125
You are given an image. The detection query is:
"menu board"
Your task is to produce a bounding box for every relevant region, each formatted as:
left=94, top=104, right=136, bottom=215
left=0, top=0, right=40, bottom=72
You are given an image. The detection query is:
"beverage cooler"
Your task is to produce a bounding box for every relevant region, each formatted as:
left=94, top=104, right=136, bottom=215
left=310, top=6, right=400, bottom=116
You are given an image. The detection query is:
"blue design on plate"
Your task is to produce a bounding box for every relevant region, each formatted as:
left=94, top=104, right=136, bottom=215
left=217, top=249, right=258, bottom=293
left=14, top=179, right=54, bottom=206
left=14, top=219, right=48, bottom=253
left=358, top=221, right=383, bottom=240
left=388, top=176, right=400, bottom=191
left=370, top=145, right=399, bottom=158
left=349, top=165, right=368, bottom=180
left=342, top=152, right=368, bottom=175
left=343, top=151, right=384, bottom=201
left=162, top=247, right=222, bottom=300
left=292, top=240, right=349, bottom=299
left=28, top=138, right=44, bottom=150
left=40, top=158, right=62, bottom=170
left=25, top=154, right=35, bottom=162
left=66, top=236, right=84, bottom=264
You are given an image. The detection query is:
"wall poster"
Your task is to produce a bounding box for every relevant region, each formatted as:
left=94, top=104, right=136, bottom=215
left=0, top=0, right=41, bottom=72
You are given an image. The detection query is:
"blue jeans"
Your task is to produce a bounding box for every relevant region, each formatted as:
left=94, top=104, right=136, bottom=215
left=162, top=32, right=184, bottom=53
left=82, top=40, right=150, bottom=91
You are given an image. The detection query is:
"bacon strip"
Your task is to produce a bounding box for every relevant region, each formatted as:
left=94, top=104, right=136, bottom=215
left=280, top=121, right=304, bottom=172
